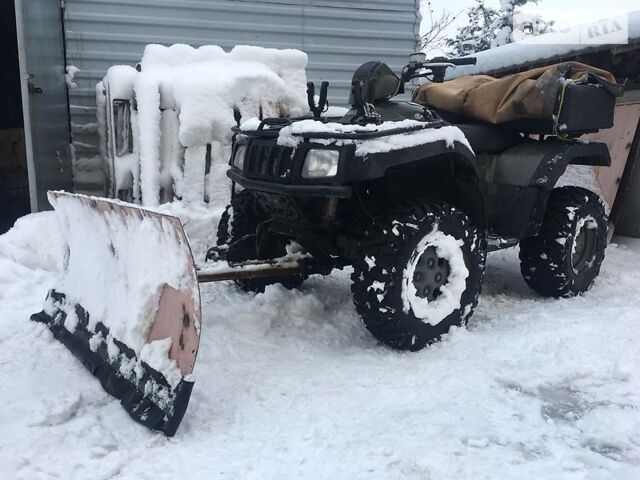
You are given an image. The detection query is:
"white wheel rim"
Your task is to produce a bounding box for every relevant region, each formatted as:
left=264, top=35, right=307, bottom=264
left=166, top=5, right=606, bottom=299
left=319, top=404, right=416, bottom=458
left=401, top=227, right=469, bottom=326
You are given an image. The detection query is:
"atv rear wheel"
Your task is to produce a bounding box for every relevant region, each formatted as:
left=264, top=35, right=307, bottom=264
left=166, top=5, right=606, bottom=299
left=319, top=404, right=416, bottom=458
left=351, top=201, right=486, bottom=351
left=217, top=191, right=306, bottom=293
left=519, top=186, right=607, bottom=298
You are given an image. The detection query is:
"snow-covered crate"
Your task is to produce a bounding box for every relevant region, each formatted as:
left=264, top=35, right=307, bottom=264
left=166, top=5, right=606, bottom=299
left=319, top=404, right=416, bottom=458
left=97, top=44, right=309, bottom=207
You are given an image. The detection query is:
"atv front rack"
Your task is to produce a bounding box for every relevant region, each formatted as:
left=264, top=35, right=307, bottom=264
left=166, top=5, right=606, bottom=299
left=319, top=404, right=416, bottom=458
left=236, top=116, right=447, bottom=142
left=290, top=120, right=447, bottom=141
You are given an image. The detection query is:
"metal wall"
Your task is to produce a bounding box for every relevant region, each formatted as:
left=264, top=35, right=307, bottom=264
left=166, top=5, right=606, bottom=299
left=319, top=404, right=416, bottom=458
left=63, top=0, right=420, bottom=192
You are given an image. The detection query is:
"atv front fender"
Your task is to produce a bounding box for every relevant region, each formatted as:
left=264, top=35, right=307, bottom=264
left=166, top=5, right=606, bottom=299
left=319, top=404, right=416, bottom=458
left=346, top=140, right=479, bottom=181
left=351, top=140, right=488, bottom=232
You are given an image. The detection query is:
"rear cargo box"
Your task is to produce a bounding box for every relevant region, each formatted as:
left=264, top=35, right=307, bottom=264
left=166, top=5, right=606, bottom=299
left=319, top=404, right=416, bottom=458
left=504, top=83, right=618, bottom=135
left=557, top=83, right=617, bottom=133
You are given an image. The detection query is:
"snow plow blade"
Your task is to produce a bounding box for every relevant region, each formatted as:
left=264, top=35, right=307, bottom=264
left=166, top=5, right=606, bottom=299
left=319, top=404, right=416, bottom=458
left=31, top=192, right=201, bottom=436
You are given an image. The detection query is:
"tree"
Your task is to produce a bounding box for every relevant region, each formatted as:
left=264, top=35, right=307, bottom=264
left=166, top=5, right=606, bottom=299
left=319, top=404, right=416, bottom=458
left=492, top=0, right=535, bottom=47
left=445, top=0, right=553, bottom=55
left=445, top=0, right=498, bottom=56
left=421, top=2, right=460, bottom=53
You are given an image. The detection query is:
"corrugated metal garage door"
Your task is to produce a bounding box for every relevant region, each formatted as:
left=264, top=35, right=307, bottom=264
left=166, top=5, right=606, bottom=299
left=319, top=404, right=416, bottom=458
left=63, top=0, right=419, bottom=192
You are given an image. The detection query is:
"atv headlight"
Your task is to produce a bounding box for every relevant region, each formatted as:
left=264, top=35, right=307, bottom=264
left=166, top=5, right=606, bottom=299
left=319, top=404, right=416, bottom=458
left=233, top=145, right=246, bottom=170
left=302, top=149, right=339, bottom=178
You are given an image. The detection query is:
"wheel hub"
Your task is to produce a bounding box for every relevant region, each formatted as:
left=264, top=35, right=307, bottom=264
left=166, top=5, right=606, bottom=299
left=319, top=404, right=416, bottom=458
left=412, top=246, right=450, bottom=302
left=571, top=223, right=597, bottom=272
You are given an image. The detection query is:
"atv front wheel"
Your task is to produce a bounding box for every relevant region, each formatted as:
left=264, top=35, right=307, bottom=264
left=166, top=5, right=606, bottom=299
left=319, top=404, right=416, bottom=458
left=216, top=191, right=306, bottom=293
left=519, top=186, right=607, bottom=297
left=351, top=201, right=486, bottom=351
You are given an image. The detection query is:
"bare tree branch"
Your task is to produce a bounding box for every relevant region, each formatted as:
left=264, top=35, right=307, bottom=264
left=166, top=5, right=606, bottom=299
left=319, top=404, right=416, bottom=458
left=421, top=1, right=461, bottom=51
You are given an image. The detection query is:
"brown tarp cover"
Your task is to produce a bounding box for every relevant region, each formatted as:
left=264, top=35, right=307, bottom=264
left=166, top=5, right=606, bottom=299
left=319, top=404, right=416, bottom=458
left=412, top=62, right=619, bottom=124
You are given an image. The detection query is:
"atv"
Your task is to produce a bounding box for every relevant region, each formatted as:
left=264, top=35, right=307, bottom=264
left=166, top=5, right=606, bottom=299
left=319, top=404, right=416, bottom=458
left=215, top=54, right=616, bottom=351
left=33, top=53, right=621, bottom=435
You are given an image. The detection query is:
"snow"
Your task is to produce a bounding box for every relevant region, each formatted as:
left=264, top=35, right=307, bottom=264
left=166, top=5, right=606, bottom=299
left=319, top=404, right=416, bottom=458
left=135, top=44, right=308, bottom=205
left=277, top=119, right=473, bottom=156
left=139, top=338, right=182, bottom=388
left=102, top=66, right=139, bottom=197
left=356, top=125, right=473, bottom=156
left=104, top=65, right=137, bottom=100
left=65, top=65, right=79, bottom=89
left=102, top=44, right=308, bottom=205
left=239, top=116, right=262, bottom=131
left=401, top=228, right=469, bottom=325
left=182, top=145, right=207, bottom=204
left=134, top=72, right=162, bottom=205
left=2, top=205, right=640, bottom=478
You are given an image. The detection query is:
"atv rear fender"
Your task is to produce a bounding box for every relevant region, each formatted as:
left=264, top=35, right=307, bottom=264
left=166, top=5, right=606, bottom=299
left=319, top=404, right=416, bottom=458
left=479, top=140, right=611, bottom=240
left=481, top=140, right=611, bottom=189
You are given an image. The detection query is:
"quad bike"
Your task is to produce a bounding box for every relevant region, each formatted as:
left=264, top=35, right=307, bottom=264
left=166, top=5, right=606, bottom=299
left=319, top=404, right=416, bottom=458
left=32, top=53, right=621, bottom=435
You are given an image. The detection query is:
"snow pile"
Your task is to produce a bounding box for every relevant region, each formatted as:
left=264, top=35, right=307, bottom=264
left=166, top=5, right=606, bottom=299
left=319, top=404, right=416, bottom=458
left=100, top=44, right=308, bottom=206
left=2, top=209, right=640, bottom=478
left=0, top=213, right=65, bottom=301
left=104, top=65, right=138, bottom=100
left=276, top=119, right=473, bottom=156
left=401, top=228, right=469, bottom=325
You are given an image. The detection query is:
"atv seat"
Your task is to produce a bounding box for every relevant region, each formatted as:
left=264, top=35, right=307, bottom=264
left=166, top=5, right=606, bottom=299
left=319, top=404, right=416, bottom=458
left=432, top=107, right=522, bottom=154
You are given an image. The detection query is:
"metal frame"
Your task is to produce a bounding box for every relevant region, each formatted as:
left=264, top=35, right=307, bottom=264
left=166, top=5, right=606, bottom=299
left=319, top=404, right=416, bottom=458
left=14, top=0, right=38, bottom=212
left=13, top=0, right=73, bottom=212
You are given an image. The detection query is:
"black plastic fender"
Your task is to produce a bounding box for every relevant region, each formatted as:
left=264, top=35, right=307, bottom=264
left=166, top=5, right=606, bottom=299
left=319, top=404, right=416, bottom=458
left=345, top=140, right=479, bottom=181
left=350, top=140, right=487, bottom=232
left=489, top=140, right=610, bottom=189
left=482, top=140, right=611, bottom=241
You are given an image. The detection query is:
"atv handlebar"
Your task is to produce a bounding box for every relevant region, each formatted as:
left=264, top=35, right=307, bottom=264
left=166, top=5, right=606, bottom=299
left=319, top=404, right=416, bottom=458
left=448, top=57, right=478, bottom=66
left=401, top=56, right=477, bottom=84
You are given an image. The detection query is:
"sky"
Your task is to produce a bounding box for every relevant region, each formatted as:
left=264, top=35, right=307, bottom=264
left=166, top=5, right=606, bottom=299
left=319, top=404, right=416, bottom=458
left=420, top=0, right=640, bottom=45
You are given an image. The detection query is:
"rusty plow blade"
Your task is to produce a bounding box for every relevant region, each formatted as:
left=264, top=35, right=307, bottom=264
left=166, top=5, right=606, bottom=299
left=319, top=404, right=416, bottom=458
left=31, top=192, right=201, bottom=436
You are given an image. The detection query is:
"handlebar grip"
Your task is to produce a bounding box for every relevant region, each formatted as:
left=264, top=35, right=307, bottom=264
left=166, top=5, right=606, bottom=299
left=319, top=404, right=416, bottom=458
left=307, top=82, right=315, bottom=107
left=319, top=81, right=329, bottom=109
left=450, top=57, right=477, bottom=66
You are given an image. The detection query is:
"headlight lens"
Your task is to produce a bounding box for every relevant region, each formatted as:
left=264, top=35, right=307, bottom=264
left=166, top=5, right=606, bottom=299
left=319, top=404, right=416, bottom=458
left=302, top=149, right=339, bottom=178
left=232, top=145, right=246, bottom=170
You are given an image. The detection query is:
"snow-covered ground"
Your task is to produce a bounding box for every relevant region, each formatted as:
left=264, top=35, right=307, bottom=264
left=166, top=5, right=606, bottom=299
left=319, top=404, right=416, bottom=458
left=1, top=210, right=639, bottom=480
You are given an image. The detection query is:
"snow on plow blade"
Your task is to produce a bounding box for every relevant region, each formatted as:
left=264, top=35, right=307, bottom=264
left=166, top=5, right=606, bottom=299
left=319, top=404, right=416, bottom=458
left=31, top=192, right=201, bottom=436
